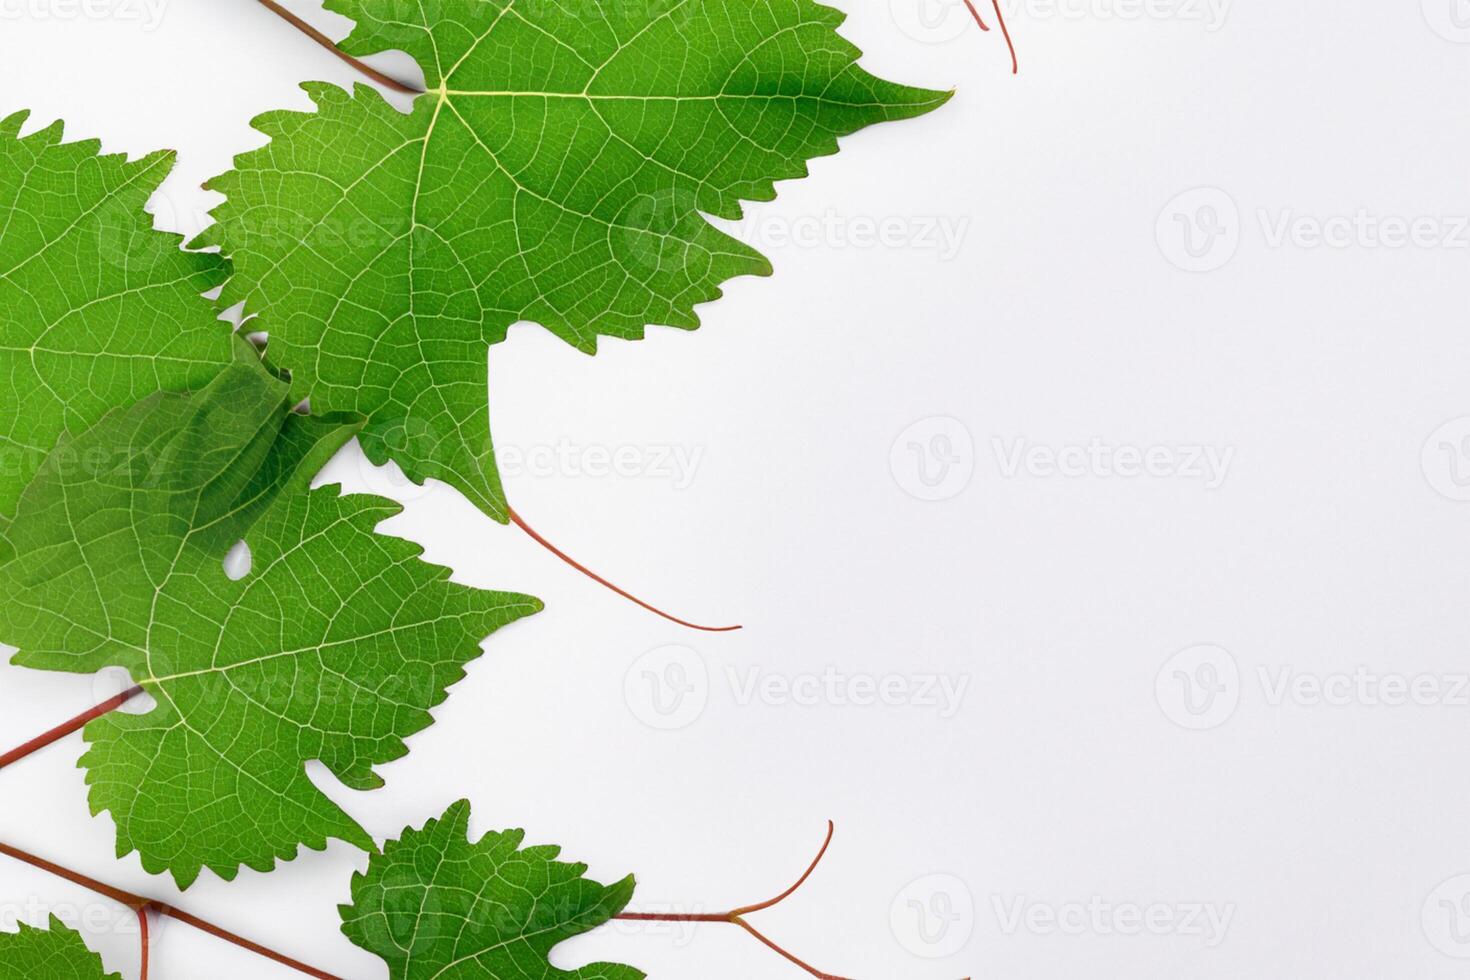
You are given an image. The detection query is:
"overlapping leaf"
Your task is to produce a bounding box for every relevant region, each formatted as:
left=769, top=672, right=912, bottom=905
left=341, top=800, right=640, bottom=979
left=0, top=361, right=541, bottom=887
left=201, top=0, right=949, bottom=518
left=0, top=917, right=119, bottom=980
left=0, top=111, right=234, bottom=525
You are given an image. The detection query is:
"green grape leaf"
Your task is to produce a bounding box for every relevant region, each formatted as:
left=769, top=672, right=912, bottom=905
left=0, top=917, right=120, bottom=980
left=200, top=0, right=949, bottom=518
left=0, top=110, right=234, bottom=525
left=341, top=800, right=641, bottom=980
left=0, top=361, right=542, bottom=888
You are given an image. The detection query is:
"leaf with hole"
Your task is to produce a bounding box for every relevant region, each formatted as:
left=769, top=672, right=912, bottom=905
left=0, top=360, right=541, bottom=887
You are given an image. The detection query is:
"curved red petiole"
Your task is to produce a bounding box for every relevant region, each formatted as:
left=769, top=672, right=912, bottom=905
left=614, top=821, right=850, bottom=980
left=507, top=506, right=742, bottom=633
left=253, top=0, right=746, bottom=635
left=254, top=0, right=423, bottom=94
left=0, top=842, right=341, bottom=980
left=0, top=685, right=144, bottom=772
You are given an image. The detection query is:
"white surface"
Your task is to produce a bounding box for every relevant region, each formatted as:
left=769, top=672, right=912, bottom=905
left=1, top=1, right=1468, bottom=978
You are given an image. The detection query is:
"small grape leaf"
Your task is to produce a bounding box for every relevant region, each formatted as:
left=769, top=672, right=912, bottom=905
left=199, top=0, right=949, bottom=518
left=0, top=110, right=234, bottom=525
left=0, top=361, right=542, bottom=888
left=340, top=800, right=641, bottom=980
left=0, top=917, right=120, bottom=980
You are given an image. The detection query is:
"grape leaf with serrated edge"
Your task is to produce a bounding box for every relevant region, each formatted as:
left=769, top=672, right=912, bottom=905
left=0, top=360, right=541, bottom=887
left=0, top=917, right=120, bottom=980
left=0, top=110, right=234, bottom=526
left=199, top=0, right=950, bottom=519
left=340, top=800, right=641, bottom=980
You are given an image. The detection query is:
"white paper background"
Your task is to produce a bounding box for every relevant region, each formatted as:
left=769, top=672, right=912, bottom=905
left=1, top=1, right=1468, bottom=977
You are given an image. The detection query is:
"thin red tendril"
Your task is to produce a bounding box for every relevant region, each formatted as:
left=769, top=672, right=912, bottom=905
left=614, top=821, right=849, bottom=980
left=507, top=506, right=742, bottom=632
left=254, top=0, right=422, bottom=94
left=962, top=0, right=990, bottom=30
